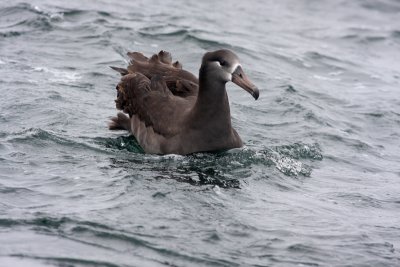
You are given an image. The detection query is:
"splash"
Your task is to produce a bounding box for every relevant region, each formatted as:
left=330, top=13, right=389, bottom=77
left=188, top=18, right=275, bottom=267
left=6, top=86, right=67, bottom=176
left=104, top=136, right=322, bottom=187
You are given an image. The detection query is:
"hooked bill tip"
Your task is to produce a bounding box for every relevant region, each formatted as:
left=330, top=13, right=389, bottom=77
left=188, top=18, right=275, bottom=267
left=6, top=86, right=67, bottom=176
left=252, top=88, right=260, bottom=100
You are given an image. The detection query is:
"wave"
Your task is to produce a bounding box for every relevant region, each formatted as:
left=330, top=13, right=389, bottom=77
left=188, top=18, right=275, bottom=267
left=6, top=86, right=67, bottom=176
left=0, top=31, right=22, bottom=38
left=5, top=128, right=112, bottom=155
left=4, top=128, right=322, bottom=187
left=0, top=3, right=42, bottom=17
left=360, top=0, right=400, bottom=13
left=0, top=3, right=114, bottom=38
left=138, top=27, right=231, bottom=50
left=102, top=135, right=322, bottom=188
left=32, top=66, right=81, bottom=83
left=0, top=215, right=238, bottom=267
left=0, top=3, right=60, bottom=33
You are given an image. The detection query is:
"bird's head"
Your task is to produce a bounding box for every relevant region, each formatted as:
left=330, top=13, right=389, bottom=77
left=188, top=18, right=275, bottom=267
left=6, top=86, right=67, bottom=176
left=201, top=49, right=259, bottom=100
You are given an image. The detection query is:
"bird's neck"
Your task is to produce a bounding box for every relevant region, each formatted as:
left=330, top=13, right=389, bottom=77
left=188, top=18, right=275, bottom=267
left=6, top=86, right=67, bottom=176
left=189, top=67, right=232, bottom=132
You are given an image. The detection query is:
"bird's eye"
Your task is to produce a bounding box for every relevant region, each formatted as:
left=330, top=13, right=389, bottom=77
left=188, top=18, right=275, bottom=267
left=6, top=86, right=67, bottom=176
left=220, top=60, right=227, bottom=66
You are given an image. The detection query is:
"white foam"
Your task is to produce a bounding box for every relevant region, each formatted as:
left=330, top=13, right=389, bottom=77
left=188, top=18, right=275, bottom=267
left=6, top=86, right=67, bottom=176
left=213, top=185, right=222, bottom=195
left=312, top=74, right=340, bottom=81
left=34, top=5, right=41, bottom=12
left=33, top=66, right=81, bottom=82
left=50, top=13, right=64, bottom=21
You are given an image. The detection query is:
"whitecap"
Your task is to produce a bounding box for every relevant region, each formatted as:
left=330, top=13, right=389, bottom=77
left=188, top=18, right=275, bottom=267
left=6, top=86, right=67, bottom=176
left=160, top=154, right=185, bottom=160
left=33, top=66, right=81, bottom=83
left=213, top=185, right=222, bottom=195
left=50, top=13, right=64, bottom=21
left=272, top=156, right=304, bottom=176
left=33, top=5, right=41, bottom=13
left=312, top=74, right=341, bottom=81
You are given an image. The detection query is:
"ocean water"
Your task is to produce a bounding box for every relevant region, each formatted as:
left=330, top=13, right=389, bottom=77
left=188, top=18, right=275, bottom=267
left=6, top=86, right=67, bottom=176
left=1, top=0, right=400, bottom=266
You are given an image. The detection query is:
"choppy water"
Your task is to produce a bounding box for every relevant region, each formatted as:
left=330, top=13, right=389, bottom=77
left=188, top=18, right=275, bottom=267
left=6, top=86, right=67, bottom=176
left=1, top=0, right=400, bottom=266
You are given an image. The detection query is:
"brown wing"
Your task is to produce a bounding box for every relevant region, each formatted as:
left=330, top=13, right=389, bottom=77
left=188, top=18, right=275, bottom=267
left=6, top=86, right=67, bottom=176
left=113, top=73, right=194, bottom=139
left=126, top=50, right=199, bottom=97
left=110, top=51, right=200, bottom=138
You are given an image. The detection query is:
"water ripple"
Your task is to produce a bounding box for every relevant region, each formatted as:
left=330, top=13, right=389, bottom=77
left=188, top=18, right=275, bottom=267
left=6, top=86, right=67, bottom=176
left=1, top=1, right=400, bottom=266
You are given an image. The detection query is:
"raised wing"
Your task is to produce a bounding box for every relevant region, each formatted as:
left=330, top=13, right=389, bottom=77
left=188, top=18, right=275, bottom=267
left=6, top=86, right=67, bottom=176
left=112, top=50, right=199, bottom=97
left=112, top=55, right=199, bottom=136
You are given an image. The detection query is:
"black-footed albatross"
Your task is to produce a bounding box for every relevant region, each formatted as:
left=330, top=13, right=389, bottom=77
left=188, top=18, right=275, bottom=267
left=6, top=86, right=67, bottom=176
left=109, top=49, right=259, bottom=155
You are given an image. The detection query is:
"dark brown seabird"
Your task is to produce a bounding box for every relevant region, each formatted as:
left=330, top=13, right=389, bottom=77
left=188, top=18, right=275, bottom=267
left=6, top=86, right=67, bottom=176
left=109, top=49, right=259, bottom=155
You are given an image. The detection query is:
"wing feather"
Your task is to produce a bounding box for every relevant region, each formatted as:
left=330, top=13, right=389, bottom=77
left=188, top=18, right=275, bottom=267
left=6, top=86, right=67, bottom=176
left=111, top=50, right=199, bottom=139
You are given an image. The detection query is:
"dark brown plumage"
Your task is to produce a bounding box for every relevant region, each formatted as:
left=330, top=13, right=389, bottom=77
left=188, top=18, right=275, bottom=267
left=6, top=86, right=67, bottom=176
left=109, top=49, right=259, bottom=155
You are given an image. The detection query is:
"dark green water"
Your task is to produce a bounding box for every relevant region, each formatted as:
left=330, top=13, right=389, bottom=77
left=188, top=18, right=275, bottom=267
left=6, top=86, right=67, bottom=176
left=1, top=0, right=400, bottom=266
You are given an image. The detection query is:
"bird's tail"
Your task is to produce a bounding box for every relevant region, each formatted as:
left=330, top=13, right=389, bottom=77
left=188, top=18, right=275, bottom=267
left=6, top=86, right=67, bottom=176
left=109, top=112, right=131, bottom=131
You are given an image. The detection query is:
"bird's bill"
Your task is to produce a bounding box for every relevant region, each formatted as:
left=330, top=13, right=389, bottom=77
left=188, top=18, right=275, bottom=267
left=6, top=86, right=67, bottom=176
left=231, top=65, right=259, bottom=100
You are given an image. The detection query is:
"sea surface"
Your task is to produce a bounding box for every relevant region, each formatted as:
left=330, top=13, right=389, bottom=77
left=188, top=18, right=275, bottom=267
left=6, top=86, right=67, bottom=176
left=1, top=0, right=400, bottom=266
